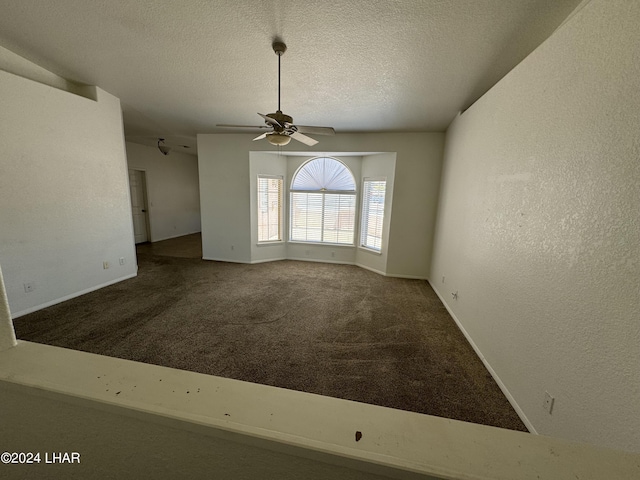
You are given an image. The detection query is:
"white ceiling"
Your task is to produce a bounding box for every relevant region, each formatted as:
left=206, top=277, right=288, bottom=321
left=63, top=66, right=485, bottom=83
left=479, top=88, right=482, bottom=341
left=0, top=0, right=582, bottom=151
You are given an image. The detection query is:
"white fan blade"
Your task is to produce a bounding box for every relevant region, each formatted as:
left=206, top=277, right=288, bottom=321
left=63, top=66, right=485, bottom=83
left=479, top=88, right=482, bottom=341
left=294, top=125, right=335, bottom=136
left=253, top=133, right=268, bottom=141
left=217, top=124, right=270, bottom=129
left=290, top=131, right=318, bottom=146
left=258, top=113, right=282, bottom=127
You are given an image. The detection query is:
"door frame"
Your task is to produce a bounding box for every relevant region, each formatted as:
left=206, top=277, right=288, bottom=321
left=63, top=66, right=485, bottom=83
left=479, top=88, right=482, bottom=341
left=128, top=168, right=152, bottom=244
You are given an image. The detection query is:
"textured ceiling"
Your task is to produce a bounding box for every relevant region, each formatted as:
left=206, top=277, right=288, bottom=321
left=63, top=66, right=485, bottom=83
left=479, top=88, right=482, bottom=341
left=0, top=0, right=582, bottom=150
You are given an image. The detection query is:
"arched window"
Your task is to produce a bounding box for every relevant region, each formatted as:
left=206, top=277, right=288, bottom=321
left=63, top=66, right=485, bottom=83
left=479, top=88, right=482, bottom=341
left=290, top=157, right=356, bottom=244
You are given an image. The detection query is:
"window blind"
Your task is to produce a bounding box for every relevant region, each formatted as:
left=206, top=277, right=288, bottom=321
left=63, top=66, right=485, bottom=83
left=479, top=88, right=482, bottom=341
left=360, top=179, right=386, bottom=251
left=257, top=176, right=283, bottom=242
left=289, top=157, right=356, bottom=245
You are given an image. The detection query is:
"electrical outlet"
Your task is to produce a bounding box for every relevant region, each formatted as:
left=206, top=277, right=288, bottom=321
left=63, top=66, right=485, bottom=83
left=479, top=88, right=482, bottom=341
left=103, top=261, right=110, bottom=269
left=23, top=282, right=35, bottom=293
left=543, top=391, right=555, bottom=414
left=331, top=251, right=335, bottom=258
left=442, top=276, right=445, bottom=283
left=119, top=257, right=125, bottom=265
left=231, top=245, right=234, bottom=251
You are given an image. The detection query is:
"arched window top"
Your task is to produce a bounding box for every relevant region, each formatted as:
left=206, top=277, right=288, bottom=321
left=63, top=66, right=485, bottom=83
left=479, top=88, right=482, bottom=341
left=291, top=157, right=356, bottom=192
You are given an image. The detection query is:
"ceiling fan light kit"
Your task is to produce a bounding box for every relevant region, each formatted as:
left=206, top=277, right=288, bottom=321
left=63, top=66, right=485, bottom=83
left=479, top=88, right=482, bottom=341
left=267, top=133, right=291, bottom=146
left=216, top=41, right=335, bottom=147
left=157, top=138, right=171, bottom=155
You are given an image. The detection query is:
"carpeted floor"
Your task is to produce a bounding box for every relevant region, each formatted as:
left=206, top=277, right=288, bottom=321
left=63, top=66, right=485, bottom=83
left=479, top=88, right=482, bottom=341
left=14, top=234, right=527, bottom=432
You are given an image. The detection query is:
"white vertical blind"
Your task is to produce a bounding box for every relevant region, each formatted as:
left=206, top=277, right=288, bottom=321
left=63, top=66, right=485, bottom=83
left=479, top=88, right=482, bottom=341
left=360, top=179, right=386, bottom=251
left=257, top=176, right=283, bottom=242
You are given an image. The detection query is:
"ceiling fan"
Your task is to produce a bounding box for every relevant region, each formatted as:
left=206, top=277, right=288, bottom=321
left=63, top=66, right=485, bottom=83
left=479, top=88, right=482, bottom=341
left=217, top=41, right=335, bottom=146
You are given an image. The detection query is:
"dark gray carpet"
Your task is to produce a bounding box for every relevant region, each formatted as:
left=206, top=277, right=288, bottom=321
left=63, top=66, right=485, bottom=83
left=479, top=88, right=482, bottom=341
left=14, top=250, right=527, bottom=432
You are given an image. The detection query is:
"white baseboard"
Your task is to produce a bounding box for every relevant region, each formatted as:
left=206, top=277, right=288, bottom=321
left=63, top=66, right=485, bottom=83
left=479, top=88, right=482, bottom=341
left=151, top=231, right=201, bottom=243
left=356, top=263, right=429, bottom=279
left=287, top=257, right=356, bottom=265
left=355, top=263, right=386, bottom=276
left=383, top=272, right=429, bottom=280
left=428, top=280, right=537, bottom=434
left=202, top=257, right=250, bottom=264
left=12, top=273, right=137, bottom=319
left=249, top=257, right=287, bottom=264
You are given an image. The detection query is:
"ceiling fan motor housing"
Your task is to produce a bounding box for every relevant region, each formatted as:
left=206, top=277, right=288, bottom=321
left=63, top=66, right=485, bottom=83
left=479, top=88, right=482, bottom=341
left=266, top=110, right=293, bottom=132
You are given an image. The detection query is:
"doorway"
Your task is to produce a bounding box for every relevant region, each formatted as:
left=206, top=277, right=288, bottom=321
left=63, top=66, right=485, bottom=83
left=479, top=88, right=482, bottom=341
left=128, top=169, right=150, bottom=244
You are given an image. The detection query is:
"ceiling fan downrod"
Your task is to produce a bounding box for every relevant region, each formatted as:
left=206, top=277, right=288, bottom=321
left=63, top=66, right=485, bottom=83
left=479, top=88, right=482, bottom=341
left=272, top=41, right=287, bottom=112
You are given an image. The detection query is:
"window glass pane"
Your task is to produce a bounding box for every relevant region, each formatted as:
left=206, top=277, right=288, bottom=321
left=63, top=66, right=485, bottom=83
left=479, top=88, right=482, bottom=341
left=361, top=180, right=386, bottom=251
left=257, top=176, right=282, bottom=242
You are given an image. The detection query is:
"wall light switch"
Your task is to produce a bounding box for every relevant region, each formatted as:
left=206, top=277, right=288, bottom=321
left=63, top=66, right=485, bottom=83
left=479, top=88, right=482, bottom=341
left=103, top=261, right=110, bottom=269
left=119, top=257, right=125, bottom=265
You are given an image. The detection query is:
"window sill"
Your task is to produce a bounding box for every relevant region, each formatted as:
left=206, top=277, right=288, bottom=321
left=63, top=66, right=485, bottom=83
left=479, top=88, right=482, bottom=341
left=288, top=241, right=355, bottom=248
left=358, top=246, right=383, bottom=255
left=256, top=241, right=284, bottom=246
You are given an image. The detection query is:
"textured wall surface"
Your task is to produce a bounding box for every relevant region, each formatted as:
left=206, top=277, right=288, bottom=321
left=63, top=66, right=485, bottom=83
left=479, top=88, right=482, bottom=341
left=0, top=71, right=137, bottom=318
left=126, top=142, right=201, bottom=242
left=430, top=0, right=640, bottom=452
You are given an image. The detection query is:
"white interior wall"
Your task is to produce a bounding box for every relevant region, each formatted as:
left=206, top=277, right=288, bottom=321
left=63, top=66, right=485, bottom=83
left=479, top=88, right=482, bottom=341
left=430, top=0, right=640, bottom=453
left=198, top=135, right=253, bottom=262
left=198, top=133, right=443, bottom=278
left=126, top=142, right=201, bottom=242
left=0, top=70, right=137, bottom=318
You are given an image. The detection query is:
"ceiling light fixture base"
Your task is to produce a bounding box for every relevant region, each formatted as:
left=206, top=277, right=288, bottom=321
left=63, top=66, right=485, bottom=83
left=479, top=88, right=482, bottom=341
left=272, top=41, right=287, bottom=56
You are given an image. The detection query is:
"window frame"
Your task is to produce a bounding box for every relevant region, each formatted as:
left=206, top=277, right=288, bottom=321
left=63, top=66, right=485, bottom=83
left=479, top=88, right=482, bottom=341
left=257, top=174, right=284, bottom=244
left=289, top=157, right=357, bottom=246
left=359, top=177, right=387, bottom=253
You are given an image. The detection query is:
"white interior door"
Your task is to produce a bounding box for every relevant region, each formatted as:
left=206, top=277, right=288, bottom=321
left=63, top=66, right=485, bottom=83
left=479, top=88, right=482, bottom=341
left=129, top=169, right=149, bottom=244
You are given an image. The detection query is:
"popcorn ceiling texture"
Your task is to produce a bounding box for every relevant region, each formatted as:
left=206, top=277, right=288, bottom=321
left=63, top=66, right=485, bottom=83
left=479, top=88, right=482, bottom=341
left=430, top=0, right=640, bottom=453
left=0, top=0, right=581, bottom=137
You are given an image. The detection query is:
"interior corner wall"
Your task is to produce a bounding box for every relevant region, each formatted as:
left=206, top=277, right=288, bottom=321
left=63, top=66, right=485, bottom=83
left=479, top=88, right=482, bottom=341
left=430, top=0, right=640, bottom=453
left=0, top=70, right=137, bottom=318
left=198, top=133, right=443, bottom=277
left=197, top=134, right=253, bottom=262
left=126, top=142, right=201, bottom=242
